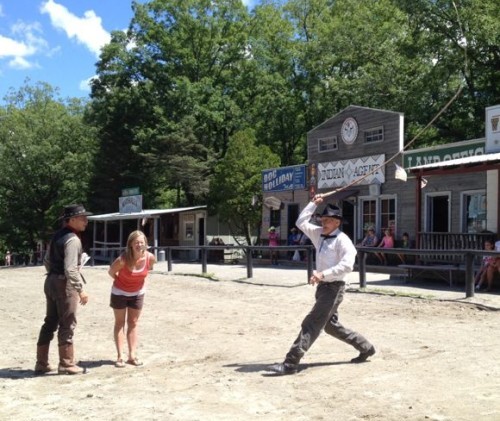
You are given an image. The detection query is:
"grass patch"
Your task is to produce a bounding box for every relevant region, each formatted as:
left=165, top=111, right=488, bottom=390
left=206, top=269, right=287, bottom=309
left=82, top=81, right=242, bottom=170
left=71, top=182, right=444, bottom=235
left=351, top=287, right=435, bottom=300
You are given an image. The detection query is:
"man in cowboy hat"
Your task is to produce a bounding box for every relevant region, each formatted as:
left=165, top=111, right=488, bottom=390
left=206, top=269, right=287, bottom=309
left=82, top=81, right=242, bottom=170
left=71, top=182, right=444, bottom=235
left=268, top=195, right=375, bottom=375
left=35, top=204, right=93, bottom=375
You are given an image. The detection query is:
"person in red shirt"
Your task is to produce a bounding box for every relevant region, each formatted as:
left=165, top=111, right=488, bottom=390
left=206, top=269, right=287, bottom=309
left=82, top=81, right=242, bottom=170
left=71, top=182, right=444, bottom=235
left=108, top=230, right=156, bottom=367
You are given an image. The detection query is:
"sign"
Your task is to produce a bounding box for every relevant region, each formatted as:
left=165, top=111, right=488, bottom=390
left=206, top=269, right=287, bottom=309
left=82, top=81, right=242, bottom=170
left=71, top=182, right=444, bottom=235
left=404, top=140, right=485, bottom=168
left=318, top=155, right=385, bottom=189
left=122, top=187, right=140, bottom=197
left=262, top=165, right=306, bottom=192
left=119, top=195, right=143, bottom=213
left=486, top=105, right=500, bottom=153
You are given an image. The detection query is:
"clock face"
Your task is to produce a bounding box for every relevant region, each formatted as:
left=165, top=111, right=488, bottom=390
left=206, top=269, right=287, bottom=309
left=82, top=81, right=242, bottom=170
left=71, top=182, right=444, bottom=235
left=341, top=117, right=358, bottom=144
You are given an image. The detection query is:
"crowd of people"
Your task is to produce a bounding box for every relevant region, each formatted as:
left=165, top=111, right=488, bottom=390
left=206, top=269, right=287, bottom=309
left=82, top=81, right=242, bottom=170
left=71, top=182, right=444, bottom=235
left=356, top=227, right=411, bottom=265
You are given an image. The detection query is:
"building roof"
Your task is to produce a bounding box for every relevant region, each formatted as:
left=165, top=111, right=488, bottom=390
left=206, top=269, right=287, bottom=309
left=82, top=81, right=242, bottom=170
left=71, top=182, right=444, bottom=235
left=408, top=152, right=500, bottom=171
left=307, top=105, right=403, bottom=134
left=88, top=206, right=207, bottom=222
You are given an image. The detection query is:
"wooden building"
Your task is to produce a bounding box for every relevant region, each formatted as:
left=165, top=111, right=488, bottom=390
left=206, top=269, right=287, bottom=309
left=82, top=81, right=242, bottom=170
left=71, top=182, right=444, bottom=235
left=262, top=105, right=405, bottom=244
left=87, top=206, right=207, bottom=262
left=261, top=104, right=498, bottom=247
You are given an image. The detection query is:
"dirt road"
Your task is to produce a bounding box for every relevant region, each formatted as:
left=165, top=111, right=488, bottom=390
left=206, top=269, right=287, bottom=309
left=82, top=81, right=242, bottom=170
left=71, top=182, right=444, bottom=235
left=0, top=264, right=499, bottom=421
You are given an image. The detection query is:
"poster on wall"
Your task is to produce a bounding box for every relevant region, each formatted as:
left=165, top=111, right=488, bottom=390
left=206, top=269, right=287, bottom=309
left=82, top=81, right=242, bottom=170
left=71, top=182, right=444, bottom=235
left=318, top=155, right=386, bottom=189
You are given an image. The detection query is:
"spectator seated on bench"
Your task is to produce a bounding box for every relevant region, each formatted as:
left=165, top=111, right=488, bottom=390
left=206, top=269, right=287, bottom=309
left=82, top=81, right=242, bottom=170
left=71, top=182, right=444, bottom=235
left=375, top=229, right=394, bottom=265
left=357, top=227, right=379, bottom=265
left=396, top=232, right=413, bottom=265
left=476, top=238, right=500, bottom=292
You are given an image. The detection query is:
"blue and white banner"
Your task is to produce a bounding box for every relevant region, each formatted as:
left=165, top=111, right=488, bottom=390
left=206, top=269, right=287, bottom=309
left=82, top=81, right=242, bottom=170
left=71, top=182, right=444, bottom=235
left=262, top=165, right=307, bottom=192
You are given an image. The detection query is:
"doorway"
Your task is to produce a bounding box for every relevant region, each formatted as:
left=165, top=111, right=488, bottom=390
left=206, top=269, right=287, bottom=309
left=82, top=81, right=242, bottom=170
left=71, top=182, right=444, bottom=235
left=287, top=204, right=300, bottom=232
left=426, top=194, right=450, bottom=232
left=341, top=200, right=355, bottom=240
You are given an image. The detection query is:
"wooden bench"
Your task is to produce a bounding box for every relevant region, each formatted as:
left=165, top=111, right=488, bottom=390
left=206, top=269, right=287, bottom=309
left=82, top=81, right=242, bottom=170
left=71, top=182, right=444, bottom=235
left=398, top=263, right=461, bottom=287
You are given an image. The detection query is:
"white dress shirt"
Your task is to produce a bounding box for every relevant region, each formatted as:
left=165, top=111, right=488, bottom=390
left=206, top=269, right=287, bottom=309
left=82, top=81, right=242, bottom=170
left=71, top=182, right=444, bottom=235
left=296, top=201, right=357, bottom=284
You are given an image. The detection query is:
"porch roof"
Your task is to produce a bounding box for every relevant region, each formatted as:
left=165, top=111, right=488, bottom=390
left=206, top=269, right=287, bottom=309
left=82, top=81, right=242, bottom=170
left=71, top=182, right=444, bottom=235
left=88, top=206, right=207, bottom=222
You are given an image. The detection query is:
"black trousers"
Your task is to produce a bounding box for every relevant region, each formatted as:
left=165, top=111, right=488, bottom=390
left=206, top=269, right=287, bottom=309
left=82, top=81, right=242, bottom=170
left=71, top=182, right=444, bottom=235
left=285, top=281, right=373, bottom=365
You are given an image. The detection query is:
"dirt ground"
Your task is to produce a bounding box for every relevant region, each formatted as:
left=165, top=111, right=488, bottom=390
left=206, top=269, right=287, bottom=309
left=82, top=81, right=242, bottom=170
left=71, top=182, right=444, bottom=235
left=0, top=264, right=499, bottom=421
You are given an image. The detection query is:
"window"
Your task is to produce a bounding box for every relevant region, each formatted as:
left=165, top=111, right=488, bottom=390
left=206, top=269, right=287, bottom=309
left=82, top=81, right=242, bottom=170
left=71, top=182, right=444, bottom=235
left=364, top=127, right=384, bottom=143
left=463, top=191, right=486, bottom=233
left=318, top=136, right=338, bottom=152
left=380, top=198, right=396, bottom=233
left=359, top=197, right=396, bottom=239
left=361, top=199, right=377, bottom=232
left=270, top=208, right=281, bottom=228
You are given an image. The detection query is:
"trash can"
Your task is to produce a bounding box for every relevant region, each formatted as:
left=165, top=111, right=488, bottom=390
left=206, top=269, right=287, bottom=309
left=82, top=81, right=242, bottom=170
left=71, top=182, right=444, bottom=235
left=158, top=250, right=165, bottom=262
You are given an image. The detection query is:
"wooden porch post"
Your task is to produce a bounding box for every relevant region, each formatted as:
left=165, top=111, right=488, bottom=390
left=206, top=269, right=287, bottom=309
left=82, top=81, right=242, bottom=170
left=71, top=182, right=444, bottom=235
left=415, top=170, right=422, bottom=249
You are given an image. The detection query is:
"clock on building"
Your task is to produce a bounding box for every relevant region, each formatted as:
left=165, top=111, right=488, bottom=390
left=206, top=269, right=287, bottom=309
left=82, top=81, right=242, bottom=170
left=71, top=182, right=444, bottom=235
left=341, top=117, right=358, bottom=144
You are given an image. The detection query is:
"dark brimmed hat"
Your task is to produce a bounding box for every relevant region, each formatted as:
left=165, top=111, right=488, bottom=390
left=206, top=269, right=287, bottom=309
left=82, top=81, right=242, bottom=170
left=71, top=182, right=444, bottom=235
left=63, top=204, right=93, bottom=219
left=320, top=204, right=342, bottom=220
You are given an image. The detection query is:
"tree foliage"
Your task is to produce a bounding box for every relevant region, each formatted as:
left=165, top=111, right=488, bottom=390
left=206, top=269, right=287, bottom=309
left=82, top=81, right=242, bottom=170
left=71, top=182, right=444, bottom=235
left=0, top=81, right=97, bottom=251
left=209, top=129, right=280, bottom=244
left=1, top=0, right=499, bottom=250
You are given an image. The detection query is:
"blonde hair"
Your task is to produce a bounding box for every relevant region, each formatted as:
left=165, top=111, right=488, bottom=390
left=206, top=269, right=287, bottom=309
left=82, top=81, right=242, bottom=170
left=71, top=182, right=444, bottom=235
left=124, top=230, right=148, bottom=267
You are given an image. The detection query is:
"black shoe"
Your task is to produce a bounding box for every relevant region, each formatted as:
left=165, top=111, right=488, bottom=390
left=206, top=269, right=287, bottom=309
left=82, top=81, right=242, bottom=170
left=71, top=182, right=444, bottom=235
left=351, top=346, right=376, bottom=363
left=267, top=362, right=298, bottom=375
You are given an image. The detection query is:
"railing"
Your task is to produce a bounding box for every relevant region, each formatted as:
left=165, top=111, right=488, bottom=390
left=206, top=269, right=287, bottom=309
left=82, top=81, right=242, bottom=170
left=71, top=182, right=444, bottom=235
left=356, top=247, right=500, bottom=298
left=91, top=244, right=496, bottom=299
left=418, top=232, right=492, bottom=249
left=417, top=232, right=493, bottom=264
left=90, top=245, right=316, bottom=283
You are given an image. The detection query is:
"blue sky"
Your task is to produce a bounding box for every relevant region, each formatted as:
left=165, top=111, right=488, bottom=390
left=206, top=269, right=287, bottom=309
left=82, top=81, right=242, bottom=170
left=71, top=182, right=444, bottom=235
left=0, top=0, right=259, bottom=102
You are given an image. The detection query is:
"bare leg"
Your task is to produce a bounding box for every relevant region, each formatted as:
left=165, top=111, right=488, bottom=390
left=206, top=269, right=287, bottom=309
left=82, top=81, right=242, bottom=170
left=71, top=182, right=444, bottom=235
left=484, top=264, right=497, bottom=291
left=126, top=308, right=142, bottom=361
left=113, top=308, right=126, bottom=363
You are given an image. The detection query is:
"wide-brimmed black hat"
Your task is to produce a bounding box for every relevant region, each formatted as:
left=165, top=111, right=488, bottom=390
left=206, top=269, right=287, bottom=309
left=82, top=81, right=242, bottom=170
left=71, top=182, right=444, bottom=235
left=63, top=204, right=93, bottom=219
left=320, top=204, right=342, bottom=219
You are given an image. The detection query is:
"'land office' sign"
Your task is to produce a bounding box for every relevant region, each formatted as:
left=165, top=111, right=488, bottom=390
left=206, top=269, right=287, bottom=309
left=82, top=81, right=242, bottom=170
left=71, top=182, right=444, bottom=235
left=403, top=140, right=485, bottom=168
left=262, top=165, right=307, bottom=192
left=318, top=154, right=385, bottom=188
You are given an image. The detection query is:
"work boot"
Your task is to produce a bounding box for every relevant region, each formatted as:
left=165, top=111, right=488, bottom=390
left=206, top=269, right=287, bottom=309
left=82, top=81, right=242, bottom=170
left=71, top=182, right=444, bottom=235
left=34, top=344, right=54, bottom=375
left=351, top=345, right=376, bottom=363
left=58, top=344, right=85, bottom=375
left=267, top=362, right=298, bottom=375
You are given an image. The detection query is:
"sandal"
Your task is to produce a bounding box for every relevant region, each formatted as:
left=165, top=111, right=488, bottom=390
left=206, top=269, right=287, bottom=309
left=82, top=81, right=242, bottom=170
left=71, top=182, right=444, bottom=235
left=115, top=359, right=126, bottom=368
left=126, top=357, right=143, bottom=366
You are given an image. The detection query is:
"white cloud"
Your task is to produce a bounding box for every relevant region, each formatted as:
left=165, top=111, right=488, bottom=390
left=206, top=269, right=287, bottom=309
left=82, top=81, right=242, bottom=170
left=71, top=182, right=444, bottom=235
left=79, top=76, right=94, bottom=92
left=9, top=56, right=36, bottom=70
left=0, top=34, right=31, bottom=57
left=0, top=4, right=4, bottom=18
left=40, top=0, right=111, bottom=57
left=0, top=22, right=47, bottom=69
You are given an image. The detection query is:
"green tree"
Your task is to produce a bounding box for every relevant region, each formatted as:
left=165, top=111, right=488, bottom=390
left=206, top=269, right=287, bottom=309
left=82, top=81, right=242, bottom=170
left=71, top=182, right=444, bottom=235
left=209, top=129, right=280, bottom=245
left=394, top=0, right=500, bottom=144
left=0, top=81, right=97, bottom=251
left=243, top=1, right=308, bottom=165
left=87, top=0, right=252, bottom=210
